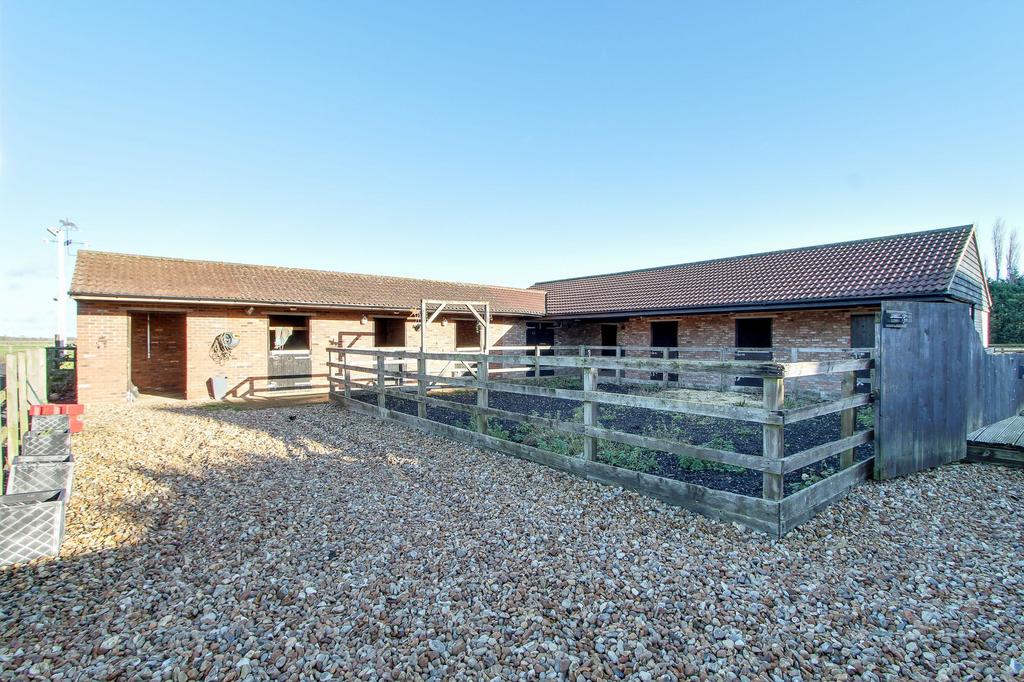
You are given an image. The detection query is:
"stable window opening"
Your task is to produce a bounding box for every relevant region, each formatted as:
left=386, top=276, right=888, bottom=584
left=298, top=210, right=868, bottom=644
left=268, top=315, right=309, bottom=351
left=374, top=317, right=407, bottom=348
left=455, top=320, right=480, bottom=349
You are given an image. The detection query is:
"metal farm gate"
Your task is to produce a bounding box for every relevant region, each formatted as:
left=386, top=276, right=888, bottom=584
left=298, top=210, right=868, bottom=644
left=875, top=300, right=1024, bottom=479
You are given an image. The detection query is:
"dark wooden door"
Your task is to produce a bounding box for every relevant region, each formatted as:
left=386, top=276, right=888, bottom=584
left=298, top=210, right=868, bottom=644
left=526, top=323, right=555, bottom=346
left=268, top=353, right=313, bottom=390
left=599, top=324, right=619, bottom=376
left=851, top=314, right=876, bottom=393
left=600, top=325, right=618, bottom=356
left=526, top=323, right=555, bottom=376
left=650, top=321, right=678, bottom=382
left=735, top=318, right=772, bottom=387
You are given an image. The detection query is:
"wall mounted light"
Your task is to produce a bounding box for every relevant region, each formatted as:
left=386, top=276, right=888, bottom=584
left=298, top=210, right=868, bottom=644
left=360, top=315, right=368, bottom=325
left=245, top=306, right=254, bottom=315
left=441, top=318, right=449, bottom=327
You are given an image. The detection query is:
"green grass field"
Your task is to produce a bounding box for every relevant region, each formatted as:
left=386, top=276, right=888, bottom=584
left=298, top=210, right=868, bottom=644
left=0, top=337, right=56, bottom=358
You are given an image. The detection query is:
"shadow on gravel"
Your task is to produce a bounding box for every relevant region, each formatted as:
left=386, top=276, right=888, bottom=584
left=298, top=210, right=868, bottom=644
left=0, top=400, right=770, bottom=677
left=3, top=403, right=1024, bottom=680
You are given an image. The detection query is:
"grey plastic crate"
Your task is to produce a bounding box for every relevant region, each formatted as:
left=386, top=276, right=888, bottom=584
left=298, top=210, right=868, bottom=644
left=30, top=414, right=70, bottom=434
left=8, top=456, right=74, bottom=497
left=20, top=431, right=72, bottom=459
left=0, top=490, right=67, bottom=566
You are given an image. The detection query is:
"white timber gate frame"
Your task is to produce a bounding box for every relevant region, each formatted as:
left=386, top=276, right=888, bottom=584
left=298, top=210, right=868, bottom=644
left=418, top=299, right=492, bottom=352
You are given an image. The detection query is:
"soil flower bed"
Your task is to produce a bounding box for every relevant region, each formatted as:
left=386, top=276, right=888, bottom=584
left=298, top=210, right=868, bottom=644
left=364, top=378, right=872, bottom=497
left=1, top=401, right=1022, bottom=680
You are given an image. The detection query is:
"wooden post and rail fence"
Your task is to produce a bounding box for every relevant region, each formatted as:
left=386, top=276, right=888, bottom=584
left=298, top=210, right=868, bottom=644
left=326, top=345, right=874, bottom=536
left=1, top=348, right=49, bottom=489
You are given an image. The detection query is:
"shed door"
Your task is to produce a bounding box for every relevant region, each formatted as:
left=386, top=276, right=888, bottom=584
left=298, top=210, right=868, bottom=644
left=268, top=315, right=313, bottom=390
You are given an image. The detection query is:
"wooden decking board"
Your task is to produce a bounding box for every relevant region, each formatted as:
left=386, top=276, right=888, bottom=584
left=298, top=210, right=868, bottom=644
left=966, top=444, right=1024, bottom=467
left=992, top=417, right=1024, bottom=445
left=965, top=414, right=1024, bottom=468
left=967, top=414, right=1024, bottom=447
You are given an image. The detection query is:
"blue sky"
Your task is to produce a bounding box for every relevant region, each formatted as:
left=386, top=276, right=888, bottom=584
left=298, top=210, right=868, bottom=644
left=2, top=1, right=1022, bottom=336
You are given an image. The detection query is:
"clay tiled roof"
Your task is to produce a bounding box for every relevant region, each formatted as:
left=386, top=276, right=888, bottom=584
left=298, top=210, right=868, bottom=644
left=533, top=226, right=976, bottom=317
left=71, top=251, right=546, bottom=316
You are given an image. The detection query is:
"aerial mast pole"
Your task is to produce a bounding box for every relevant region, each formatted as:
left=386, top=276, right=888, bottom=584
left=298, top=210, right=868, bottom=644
left=46, top=219, right=78, bottom=347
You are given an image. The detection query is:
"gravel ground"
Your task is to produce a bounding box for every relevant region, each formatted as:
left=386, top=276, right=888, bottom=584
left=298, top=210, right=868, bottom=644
left=2, top=402, right=1023, bottom=681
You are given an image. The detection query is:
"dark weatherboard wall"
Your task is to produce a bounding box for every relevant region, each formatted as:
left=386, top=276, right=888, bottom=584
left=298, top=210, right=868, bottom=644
left=875, top=300, right=1024, bottom=479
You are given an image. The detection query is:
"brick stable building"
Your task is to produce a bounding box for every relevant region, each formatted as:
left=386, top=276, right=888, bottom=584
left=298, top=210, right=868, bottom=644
left=533, top=224, right=989, bottom=353
left=71, top=224, right=991, bottom=404
left=71, top=254, right=545, bottom=403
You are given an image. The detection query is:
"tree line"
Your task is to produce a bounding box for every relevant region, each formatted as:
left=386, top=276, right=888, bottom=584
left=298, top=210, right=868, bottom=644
left=988, top=219, right=1024, bottom=345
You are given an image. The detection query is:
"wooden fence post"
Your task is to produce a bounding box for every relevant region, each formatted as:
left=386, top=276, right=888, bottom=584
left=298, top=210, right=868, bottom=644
left=35, top=347, right=46, bottom=403
left=23, top=350, right=35, bottom=405
left=790, top=347, right=800, bottom=397
left=762, top=376, right=785, bottom=500
left=615, top=347, right=623, bottom=384
left=5, top=354, right=19, bottom=465
left=342, top=351, right=352, bottom=399
left=840, top=371, right=856, bottom=468
left=662, top=348, right=670, bottom=388
left=25, top=348, right=45, bottom=404
left=719, top=348, right=727, bottom=392
left=534, top=346, right=541, bottom=378
left=17, top=353, right=29, bottom=437
left=326, top=349, right=334, bottom=397
left=582, top=366, right=597, bottom=460
left=376, top=354, right=386, bottom=416
left=476, top=355, right=488, bottom=434
left=417, top=356, right=427, bottom=418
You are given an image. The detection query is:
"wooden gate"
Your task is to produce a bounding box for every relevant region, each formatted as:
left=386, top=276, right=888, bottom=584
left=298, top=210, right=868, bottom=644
left=876, top=300, right=1024, bottom=479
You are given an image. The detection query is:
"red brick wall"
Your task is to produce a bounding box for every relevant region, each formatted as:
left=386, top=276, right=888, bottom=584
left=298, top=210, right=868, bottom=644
left=130, top=312, right=186, bottom=395
left=312, top=313, right=528, bottom=378
left=76, top=301, right=535, bottom=404
left=76, top=301, right=130, bottom=404
left=612, top=309, right=863, bottom=349
left=185, top=309, right=269, bottom=400
left=556, top=308, right=878, bottom=396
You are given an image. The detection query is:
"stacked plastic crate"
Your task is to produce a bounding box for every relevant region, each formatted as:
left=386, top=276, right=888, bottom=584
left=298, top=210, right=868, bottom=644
left=0, top=413, right=74, bottom=565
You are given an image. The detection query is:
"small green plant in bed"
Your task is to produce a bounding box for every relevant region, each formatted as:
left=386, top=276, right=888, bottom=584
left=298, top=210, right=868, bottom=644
left=487, top=423, right=515, bottom=441
left=509, top=375, right=582, bottom=390
left=597, top=444, right=658, bottom=473
left=856, top=409, right=875, bottom=429
left=790, top=464, right=838, bottom=492
left=731, top=424, right=759, bottom=439
left=676, top=436, right=746, bottom=473
left=490, top=421, right=585, bottom=457
left=528, top=430, right=583, bottom=455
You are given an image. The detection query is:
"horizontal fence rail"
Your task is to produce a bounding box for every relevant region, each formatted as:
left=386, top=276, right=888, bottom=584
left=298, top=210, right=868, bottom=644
left=326, top=346, right=875, bottom=536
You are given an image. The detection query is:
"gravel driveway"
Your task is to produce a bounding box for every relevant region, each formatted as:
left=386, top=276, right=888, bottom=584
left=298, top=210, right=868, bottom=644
left=2, top=402, right=1023, bottom=680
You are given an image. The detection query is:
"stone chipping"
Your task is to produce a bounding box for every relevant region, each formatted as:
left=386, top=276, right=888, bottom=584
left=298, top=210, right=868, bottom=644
left=2, top=401, right=1023, bottom=681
